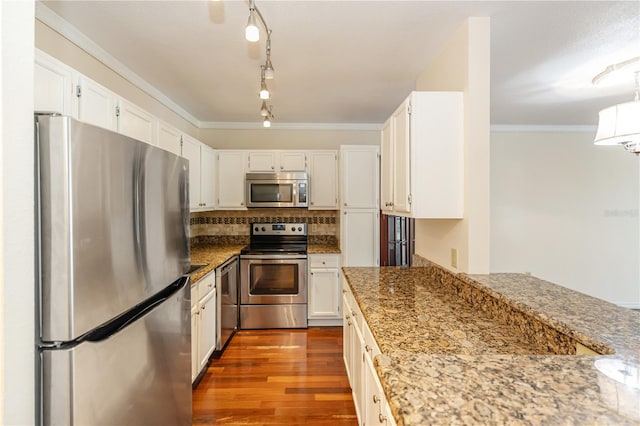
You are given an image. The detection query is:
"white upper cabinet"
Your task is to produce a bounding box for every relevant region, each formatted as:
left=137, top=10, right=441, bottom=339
left=76, top=76, right=118, bottom=131
left=380, top=120, right=393, bottom=214
left=34, top=50, right=75, bottom=116
left=156, top=120, right=182, bottom=156
left=217, top=150, right=247, bottom=209
left=181, top=134, right=202, bottom=211
left=247, top=150, right=307, bottom=172
left=200, top=144, right=216, bottom=209
left=279, top=151, right=307, bottom=172
left=340, top=145, right=379, bottom=210
left=381, top=91, right=464, bottom=218
left=182, top=135, right=216, bottom=211
left=117, top=98, right=156, bottom=145
left=309, top=151, right=338, bottom=210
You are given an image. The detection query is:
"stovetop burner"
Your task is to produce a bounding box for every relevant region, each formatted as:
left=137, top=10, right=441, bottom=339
left=241, top=222, right=308, bottom=255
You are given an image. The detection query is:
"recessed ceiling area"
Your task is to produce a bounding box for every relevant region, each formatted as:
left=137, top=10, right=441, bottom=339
left=40, top=0, right=640, bottom=127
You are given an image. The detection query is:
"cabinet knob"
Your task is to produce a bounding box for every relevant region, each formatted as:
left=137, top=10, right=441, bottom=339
left=241, top=202, right=244, bottom=206
left=280, top=165, right=283, bottom=170
left=372, top=395, right=380, bottom=404
left=379, top=413, right=387, bottom=423
left=322, top=261, right=326, bottom=265
left=271, top=166, right=275, bottom=170
left=365, top=345, right=372, bottom=352
left=310, top=202, right=314, bottom=205
left=201, top=305, right=205, bottom=310
left=342, top=289, right=347, bottom=293
left=344, top=203, right=347, bottom=207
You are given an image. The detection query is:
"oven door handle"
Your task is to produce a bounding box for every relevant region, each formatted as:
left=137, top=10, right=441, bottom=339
left=240, top=254, right=307, bottom=260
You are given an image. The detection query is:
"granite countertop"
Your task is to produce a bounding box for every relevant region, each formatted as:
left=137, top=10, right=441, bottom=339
left=189, top=244, right=245, bottom=283
left=342, top=266, right=640, bottom=425
left=188, top=242, right=340, bottom=283
left=308, top=243, right=341, bottom=254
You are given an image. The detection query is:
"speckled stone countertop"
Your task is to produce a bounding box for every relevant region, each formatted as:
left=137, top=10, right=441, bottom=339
left=308, top=243, right=341, bottom=254
left=188, top=242, right=340, bottom=283
left=189, top=244, right=244, bottom=283
left=342, top=266, right=640, bottom=425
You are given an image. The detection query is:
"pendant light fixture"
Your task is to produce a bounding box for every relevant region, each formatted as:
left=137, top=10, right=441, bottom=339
left=593, top=57, right=640, bottom=154
left=244, top=0, right=276, bottom=127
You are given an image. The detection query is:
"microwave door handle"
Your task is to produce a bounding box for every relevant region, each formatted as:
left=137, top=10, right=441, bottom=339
left=292, top=183, right=298, bottom=205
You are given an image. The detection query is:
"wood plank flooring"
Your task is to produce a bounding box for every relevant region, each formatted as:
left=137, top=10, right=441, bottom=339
left=193, top=327, right=358, bottom=425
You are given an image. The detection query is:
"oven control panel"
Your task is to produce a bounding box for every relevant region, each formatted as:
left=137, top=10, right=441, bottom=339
left=251, top=222, right=307, bottom=236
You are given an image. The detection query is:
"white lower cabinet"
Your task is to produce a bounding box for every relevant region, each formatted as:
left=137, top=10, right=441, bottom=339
left=191, top=302, right=199, bottom=383
left=192, top=271, right=217, bottom=383
left=343, top=278, right=396, bottom=426
left=308, top=254, right=342, bottom=326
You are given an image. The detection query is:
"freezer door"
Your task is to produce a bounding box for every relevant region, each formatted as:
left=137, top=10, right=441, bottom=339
left=37, top=115, right=190, bottom=342
left=40, top=283, right=191, bottom=426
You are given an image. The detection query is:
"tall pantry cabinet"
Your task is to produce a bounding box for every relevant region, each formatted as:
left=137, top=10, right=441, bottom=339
left=339, top=145, right=380, bottom=267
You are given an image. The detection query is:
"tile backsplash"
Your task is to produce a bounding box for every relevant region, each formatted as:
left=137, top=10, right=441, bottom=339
left=190, top=209, right=338, bottom=245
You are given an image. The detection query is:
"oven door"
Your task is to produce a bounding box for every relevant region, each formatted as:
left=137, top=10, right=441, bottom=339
left=240, top=255, right=307, bottom=304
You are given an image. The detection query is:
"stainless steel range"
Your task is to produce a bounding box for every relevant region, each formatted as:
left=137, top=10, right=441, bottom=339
left=239, top=223, right=308, bottom=329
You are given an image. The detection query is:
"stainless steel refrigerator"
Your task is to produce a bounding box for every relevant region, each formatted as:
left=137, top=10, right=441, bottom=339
left=35, top=114, right=192, bottom=425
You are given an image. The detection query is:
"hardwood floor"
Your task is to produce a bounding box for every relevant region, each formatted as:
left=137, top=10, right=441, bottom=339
left=193, top=327, right=358, bottom=425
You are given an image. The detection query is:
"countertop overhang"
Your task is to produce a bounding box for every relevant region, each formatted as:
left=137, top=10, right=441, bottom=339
left=342, top=264, right=640, bottom=425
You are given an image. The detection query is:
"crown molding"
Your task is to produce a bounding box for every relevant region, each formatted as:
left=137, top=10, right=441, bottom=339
left=200, top=121, right=383, bottom=131
left=35, top=2, right=202, bottom=128
left=491, top=124, right=597, bottom=133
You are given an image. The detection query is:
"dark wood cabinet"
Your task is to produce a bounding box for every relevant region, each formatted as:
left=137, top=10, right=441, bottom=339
left=380, top=214, right=414, bottom=266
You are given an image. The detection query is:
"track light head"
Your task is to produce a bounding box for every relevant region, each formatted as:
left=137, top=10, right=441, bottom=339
left=245, top=9, right=259, bottom=42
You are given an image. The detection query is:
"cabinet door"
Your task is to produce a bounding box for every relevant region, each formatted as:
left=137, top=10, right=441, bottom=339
left=392, top=100, right=411, bottom=214
left=308, top=268, right=340, bottom=319
left=34, top=51, right=74, bottom=115
left=351, top=315, right=365, bottom=422
left=77, top=76, right=117, bottom=131
left=157, top=120, right=181, bottom=156
left=217, top=151, right=247, bottom=209
left=341, top=210, right=379, bottom=267
left=181, top=134, right=202, bottom=210
left=380, top=119, right=394, bottom=213
left=309, top=151, right=338, bottom=209
left=247, top=151, right=276, bottom=172
left=342, top=292, right=353, bottom=381
left=200, top=144, right=216, bottom=209
left=191, top=305, right=199, bottom=382
left=117, top=99, right=156, bottom=145
left=341, top=146, right=379, bottom=209
left=279, top=151, right=307, bottom=171
left=198, top=289, right=217, bottom=372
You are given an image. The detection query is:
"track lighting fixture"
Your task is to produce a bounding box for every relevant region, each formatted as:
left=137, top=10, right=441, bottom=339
left=245, top=8, right=259, bottom=42
left=244, top=0, right=277, bottom=125
left=259, top=66, right=270, bottom=100
left=261, top=104, right=273, bottom=128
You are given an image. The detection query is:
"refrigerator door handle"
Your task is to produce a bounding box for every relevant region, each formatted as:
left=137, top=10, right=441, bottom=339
left=70, top=276, right=189, bottom=346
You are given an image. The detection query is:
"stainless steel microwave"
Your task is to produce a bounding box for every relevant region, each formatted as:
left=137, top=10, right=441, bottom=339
left=245, top=172, right=308, bottom=208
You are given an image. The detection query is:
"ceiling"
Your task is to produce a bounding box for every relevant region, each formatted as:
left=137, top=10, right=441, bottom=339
left=41, top=1, right=640, bottom=128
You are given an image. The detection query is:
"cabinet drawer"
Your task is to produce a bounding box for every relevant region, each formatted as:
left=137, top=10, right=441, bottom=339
left=197, top=271, right=216, bottom=302
left=309, top=254, right=340, bottom=269
left=363, top=320, right=381, bottom=359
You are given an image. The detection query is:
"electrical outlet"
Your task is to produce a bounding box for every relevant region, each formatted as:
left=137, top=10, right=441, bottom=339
left=450, top=248, right=458, bottom=269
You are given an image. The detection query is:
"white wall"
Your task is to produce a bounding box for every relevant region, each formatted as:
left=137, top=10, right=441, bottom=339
left=1, top=1, right=36, bottom=424
left=35, top=19, right=199, bottom=138
left=198, top=127, right=379, bottom=150
left=414, top=17, right=491, bottom=274
left=491, top=131, right=640, bottom=307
